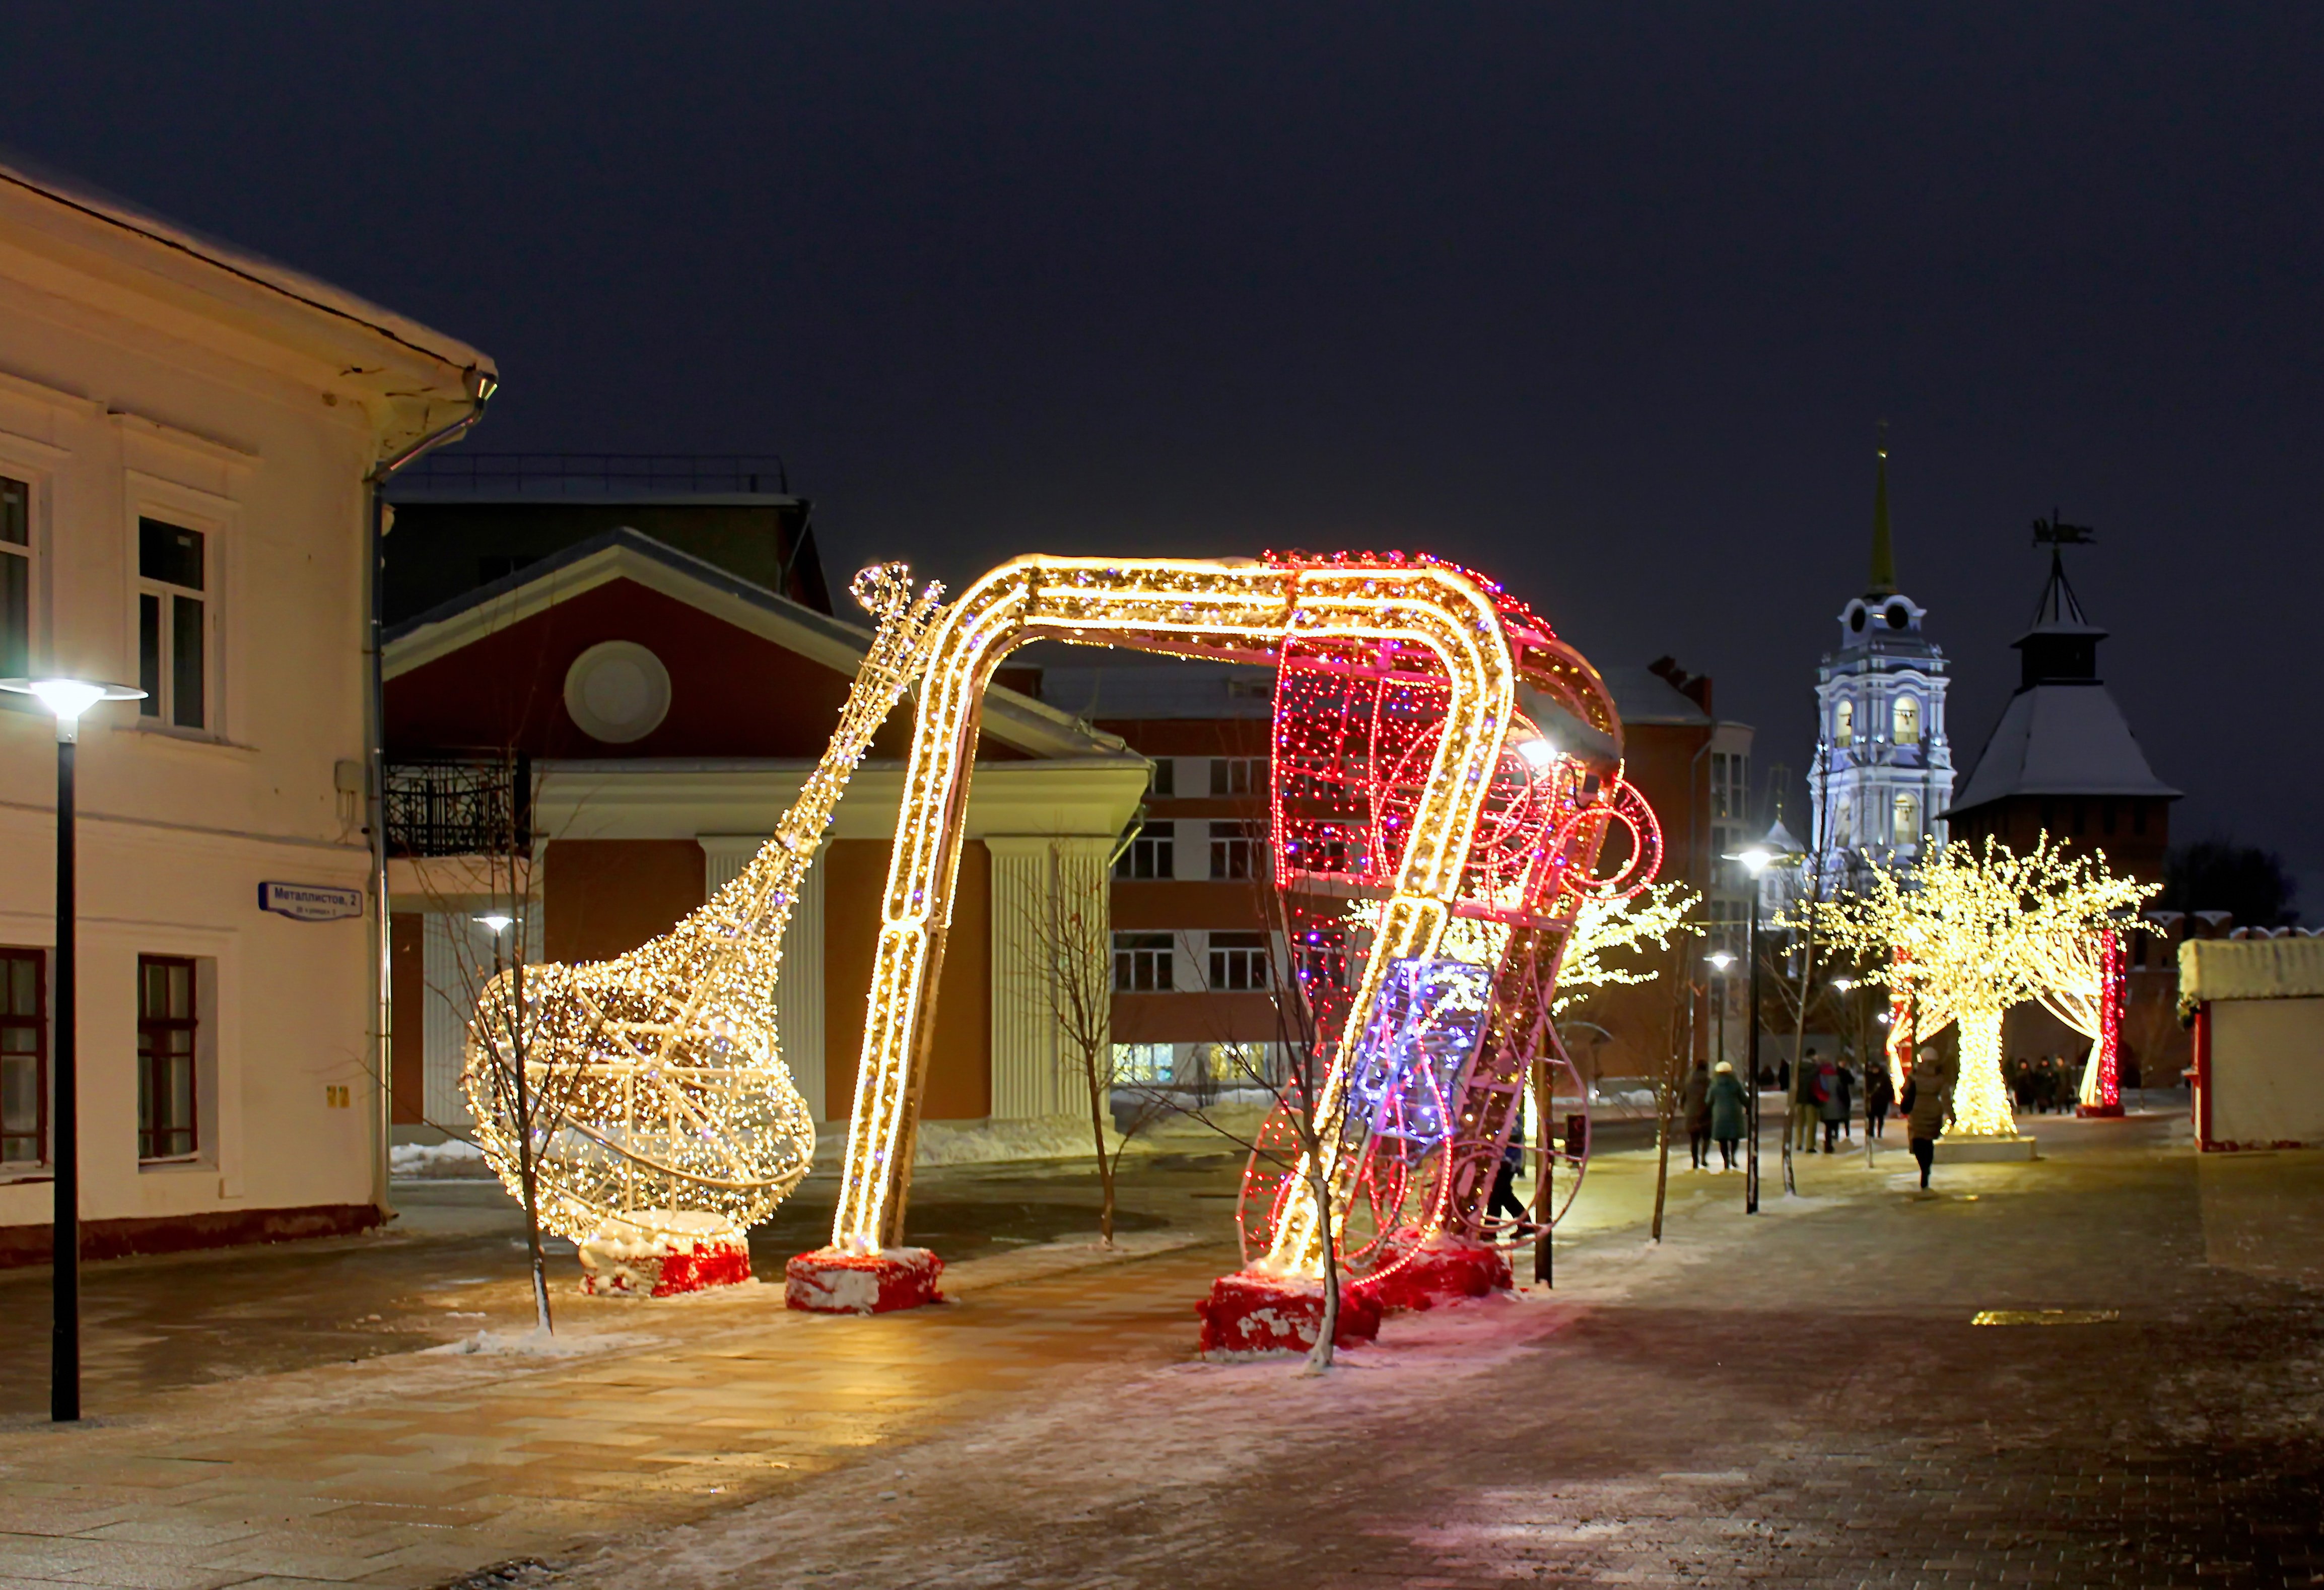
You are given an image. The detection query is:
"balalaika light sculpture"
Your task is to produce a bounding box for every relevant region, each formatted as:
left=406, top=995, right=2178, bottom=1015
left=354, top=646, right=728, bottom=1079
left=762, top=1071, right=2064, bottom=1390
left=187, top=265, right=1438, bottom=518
left=464, top=563, right=945, bottom=1296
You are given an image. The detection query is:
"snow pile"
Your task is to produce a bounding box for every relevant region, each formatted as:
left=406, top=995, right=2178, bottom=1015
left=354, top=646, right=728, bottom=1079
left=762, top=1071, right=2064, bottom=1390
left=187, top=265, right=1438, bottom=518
left=389, top=1139, right=491, bottom=1178
left=909, top=1115, right=1117, bottom=1166
left=579, top=1210, right=752, bottom=1298
left=432, top=1327, right=633, bottom=1358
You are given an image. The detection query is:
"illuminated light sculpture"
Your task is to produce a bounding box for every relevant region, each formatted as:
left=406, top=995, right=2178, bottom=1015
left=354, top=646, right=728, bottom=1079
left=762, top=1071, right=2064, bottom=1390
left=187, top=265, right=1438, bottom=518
left=1827, top=834, right=2154, bottom=1140
left=465, top=564, right=945, bottom=1296
left=790, top=552, right=1644, bottom=1329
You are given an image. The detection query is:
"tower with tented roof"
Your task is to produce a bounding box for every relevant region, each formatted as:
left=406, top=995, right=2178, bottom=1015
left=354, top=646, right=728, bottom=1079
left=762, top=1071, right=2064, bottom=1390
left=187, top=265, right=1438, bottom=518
left=1946, top=522, right=2179, bottom=882
left=1808, top=434, right=1956, bottom=889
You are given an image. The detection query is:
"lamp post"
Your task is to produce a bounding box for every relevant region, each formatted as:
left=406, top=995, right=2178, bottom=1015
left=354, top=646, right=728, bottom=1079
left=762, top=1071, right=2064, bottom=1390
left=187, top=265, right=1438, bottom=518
left=1, top=675, right=146, bottom=1423
left=1706, top=951, right=1734, bottom=1078
left=1731, top=848, right=1773, bottom=1212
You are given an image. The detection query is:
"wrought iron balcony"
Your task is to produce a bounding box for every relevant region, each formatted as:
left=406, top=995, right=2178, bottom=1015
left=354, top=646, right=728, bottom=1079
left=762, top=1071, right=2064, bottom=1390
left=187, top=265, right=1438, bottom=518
left=383, top=755, right=532, bottom=857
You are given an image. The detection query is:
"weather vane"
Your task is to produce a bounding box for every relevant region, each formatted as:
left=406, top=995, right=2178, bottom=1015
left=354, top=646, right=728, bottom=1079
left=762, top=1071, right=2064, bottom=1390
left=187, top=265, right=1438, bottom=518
left=2031, top=508, right=2095, bottom=547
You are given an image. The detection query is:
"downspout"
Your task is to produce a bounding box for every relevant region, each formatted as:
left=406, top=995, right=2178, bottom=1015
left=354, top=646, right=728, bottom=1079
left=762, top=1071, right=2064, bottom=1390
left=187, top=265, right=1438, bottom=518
left=362, top=372, right=496, bottom=1223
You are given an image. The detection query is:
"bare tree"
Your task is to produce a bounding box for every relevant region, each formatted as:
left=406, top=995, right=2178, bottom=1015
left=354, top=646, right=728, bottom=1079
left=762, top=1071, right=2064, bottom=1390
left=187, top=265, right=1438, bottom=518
left=1016, top=846, right=1170, bottom=1246
left=1648, top=928, right=1700, bottom=1243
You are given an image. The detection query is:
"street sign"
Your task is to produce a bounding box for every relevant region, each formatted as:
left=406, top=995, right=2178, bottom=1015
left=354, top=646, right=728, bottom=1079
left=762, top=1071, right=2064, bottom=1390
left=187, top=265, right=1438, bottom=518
left=257, top=882, right=364, bottom=922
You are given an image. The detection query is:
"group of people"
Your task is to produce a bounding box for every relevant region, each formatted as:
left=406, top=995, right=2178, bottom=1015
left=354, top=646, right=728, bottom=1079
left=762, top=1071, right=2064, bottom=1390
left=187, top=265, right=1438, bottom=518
left=1678, top=1046, right=1958, bottom=1190
left=2008, top=1054, right=2083, bottom=1115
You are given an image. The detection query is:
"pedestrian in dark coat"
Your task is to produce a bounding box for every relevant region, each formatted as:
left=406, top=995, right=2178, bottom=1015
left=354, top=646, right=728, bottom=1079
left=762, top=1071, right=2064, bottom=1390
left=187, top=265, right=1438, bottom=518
left=1816, top=1056, right=1850, bottom=1152
left=1900, top=1051, right=1954, bottom=1189
left=1681, top=1061, right=1713, bottom=1170
left=1865, top=1064, right=1894, bottom=1141
left=1706, top=1061, right=1749, bottom=1171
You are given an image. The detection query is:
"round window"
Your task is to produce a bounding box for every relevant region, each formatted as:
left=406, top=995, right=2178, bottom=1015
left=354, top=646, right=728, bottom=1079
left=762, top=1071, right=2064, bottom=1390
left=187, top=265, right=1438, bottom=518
left=563, top=640, right=672, bottom=744
left=1848, top=603, right=1867, bottom=633
left=1885, top=601, right=1910, bottom=630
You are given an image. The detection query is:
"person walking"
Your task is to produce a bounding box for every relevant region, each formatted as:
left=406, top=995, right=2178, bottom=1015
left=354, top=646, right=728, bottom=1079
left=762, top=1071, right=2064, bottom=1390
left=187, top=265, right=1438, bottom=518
left=1900, top=1048, right=1955, bottom=1190
left=1792, top=1049, right=1824, bottom=1154
left=1707, top=1060, right=1749, bottom=1171
left=1865, top=1062, right=1894, bottom=1141
left=1682, top=1059, right=1713, bottom=1171
left=1487, top=1098, right=1530, bottom=1229
left=1819, top=1055, right=1852, bottom=1152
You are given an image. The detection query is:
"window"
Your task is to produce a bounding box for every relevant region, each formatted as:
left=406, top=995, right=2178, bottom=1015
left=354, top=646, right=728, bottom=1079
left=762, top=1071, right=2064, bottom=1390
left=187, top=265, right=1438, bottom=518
left=1112, top=932, right=1174, bottom=992
left=1149, top=758, right=1176, bottom=798
left=1114, top=830, right=1175, bottom=880
left=137, top=955, right=199, bottom=1159
left=1712, top=823, right=1742, bottom=891
left=1207, top=931, right=1272, bottom=991
left=1833, top=697, right=1854, bottom=746
left=1111, top=1042, right=1175, bottom=1083
left=1893, top=695, right=1922, bottom=746
left=1293, top=931, right=1351, bottom=991
left=1893, top=792, right=1920, bottom=843
left=1210, top=820, right=1264, bottom=880
left=1209, top=756, right=1269, bottom=797
left=137, top=519, right=208, bottom=731
left=0, top=476, right=27, bottom=679
left=1, top=949, right=44, bottom=1165
left=1710, top=751, right=1748, bottom=820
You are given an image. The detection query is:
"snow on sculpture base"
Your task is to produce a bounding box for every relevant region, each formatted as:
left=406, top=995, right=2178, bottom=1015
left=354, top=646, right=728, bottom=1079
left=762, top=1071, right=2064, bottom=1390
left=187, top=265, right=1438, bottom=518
left=1937, top=1134, right=2042, bottom=1162
left=578, top=1211, right=753, bottom=1298
left=784, top=1246, right=945, bottom=1314
left=1360, top=1238, right=1512, bottom=1315
left=1195, top=1270, right=1384, bottom=1357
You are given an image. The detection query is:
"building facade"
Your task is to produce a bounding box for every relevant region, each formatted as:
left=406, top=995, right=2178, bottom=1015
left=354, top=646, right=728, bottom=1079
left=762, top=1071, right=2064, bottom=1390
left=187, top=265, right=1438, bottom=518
left=381, top=527, right=1146, bottom=1146
left=1808, top=446, right=1955, bottom=888
left=0, top=159, right=492, bottom=1263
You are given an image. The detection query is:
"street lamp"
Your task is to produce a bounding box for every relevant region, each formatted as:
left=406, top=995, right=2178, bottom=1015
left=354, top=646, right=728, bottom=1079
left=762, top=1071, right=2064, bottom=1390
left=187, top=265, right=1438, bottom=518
left=1, top=675, right=146, bottom=1423
left=1705, top=950, right=1734, bottom=1081
left=1730, top=845, right=1774, bottom=1213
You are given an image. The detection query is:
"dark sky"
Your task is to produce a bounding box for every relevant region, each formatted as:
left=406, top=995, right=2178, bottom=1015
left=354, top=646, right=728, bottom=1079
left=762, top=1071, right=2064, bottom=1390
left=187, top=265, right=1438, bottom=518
left=7, top=6, right=2319, bottom=899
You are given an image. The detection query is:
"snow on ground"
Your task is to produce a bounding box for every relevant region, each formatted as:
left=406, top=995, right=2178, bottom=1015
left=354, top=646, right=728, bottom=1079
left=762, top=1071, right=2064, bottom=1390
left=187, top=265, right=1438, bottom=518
left=555, top=1287, right=1580, bottom=1589
left=390, top=1138, right=490, bottom=1177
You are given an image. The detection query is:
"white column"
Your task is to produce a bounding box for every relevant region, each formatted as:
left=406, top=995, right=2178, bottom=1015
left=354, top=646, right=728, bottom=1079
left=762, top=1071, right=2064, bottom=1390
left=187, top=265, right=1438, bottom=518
left=987, top=837, right=1057, bottom=1119
left=699, top=834, right=827, bottom=1121
left=779, top=852, right=828, bottom=1122
left=420, top=913, right=474, bottom=1128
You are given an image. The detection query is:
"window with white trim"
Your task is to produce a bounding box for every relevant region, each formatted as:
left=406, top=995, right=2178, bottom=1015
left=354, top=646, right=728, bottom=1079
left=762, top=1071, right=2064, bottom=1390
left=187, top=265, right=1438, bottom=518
left=1206, top=931, right=1271, bottom=991
left=1209, top=756, right=1269, bottom=797
left=1833, top=697, right=1854, bottom=747
left=1112, top=932, right=1175, bottom=992
left=1111, top=1042, right=1174, bottom=1083
left=1893, top=695, right=1922, bottom=746
left=136, top=518, right=209, bottom=731
left=0, top=477, right=28, bottom=680
left=1, top=948, right=45, bottom=1166
left=1209, top=820, right=1263, bottom=880
left=1114, top=830, right=1175, bottom=880
left=138, top=954, right=199, bottom=1160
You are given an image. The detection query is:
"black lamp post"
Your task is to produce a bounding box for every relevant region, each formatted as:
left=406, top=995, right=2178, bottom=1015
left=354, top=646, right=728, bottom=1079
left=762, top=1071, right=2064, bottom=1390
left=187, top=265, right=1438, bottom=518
left=1, top=675, right=145, bottom=1423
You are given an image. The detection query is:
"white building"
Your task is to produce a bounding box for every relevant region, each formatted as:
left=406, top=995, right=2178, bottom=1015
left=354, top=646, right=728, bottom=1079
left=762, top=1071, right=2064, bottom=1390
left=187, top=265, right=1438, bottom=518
left=1808, top=442, right=1955, bottom=890
left=0, top=160, right=492, bottom=1264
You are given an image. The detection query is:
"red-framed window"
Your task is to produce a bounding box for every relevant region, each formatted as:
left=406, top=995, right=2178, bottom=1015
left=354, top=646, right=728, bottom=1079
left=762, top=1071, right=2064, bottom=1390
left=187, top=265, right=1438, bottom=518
left=137, top=955, right=198, bottom=1160
left=1, top=948, right=45, bottom=1165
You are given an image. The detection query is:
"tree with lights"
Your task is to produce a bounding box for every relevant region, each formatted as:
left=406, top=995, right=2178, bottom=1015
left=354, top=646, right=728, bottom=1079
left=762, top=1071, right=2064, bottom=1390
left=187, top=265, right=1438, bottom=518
left=1815, top=834, right=2155, bottom=1138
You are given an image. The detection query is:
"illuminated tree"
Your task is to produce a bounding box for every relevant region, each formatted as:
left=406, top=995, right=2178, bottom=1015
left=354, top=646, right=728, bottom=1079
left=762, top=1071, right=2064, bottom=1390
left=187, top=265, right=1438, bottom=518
left=1815, top=834, right=2155, bottom=1137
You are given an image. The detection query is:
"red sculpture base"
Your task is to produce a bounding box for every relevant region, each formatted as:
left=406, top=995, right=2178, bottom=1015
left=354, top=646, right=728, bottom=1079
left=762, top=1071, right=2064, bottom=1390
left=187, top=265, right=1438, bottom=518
left=1195, top=1270, right=1384, bottom=1357
left=578, top=1230, right=753, bottom=1298
left=1361, top=1238, right=1512, bottom=1315
left=785, top=1246, right=945, bottom=1314
left=2077, top=1102, right=2126, bottom=1118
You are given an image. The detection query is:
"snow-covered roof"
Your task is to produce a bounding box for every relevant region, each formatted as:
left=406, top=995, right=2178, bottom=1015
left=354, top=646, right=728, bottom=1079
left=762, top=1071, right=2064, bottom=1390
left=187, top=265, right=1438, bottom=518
left=1598, top=666, right=1710, bottom=726
left=2180, top=937, right=2324, bottom=1009
left=0, top=152, right=493, bottom=382
left=1950, top=684, right=2179, bottom=811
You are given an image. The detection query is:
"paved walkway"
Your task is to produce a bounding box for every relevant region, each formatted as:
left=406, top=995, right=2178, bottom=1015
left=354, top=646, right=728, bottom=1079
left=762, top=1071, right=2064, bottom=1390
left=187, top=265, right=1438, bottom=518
left=3, top=1110, right=2318, bottom=1588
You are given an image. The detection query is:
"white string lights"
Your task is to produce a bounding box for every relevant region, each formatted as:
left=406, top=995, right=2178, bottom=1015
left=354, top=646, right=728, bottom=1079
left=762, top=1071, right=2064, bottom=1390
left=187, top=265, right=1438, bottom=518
left=464, top=564, right=946, bottom=1248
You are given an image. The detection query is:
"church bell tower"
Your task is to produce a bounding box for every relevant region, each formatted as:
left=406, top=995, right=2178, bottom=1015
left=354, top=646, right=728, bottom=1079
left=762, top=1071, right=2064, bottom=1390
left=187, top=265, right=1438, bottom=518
left=1808, top=434, right=1956, bottom=886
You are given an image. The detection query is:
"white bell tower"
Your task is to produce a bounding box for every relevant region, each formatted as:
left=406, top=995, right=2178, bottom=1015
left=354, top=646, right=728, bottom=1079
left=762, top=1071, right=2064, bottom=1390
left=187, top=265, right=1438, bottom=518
left=1808, top=435, right=1954, bottom=889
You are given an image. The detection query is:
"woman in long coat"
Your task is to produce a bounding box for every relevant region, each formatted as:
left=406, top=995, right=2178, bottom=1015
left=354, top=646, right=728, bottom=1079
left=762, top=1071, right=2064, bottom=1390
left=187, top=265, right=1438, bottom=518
left=1901, top=1050, right=1955, bottom=1190
left=1706, top=1060, right=1750, bottom=1171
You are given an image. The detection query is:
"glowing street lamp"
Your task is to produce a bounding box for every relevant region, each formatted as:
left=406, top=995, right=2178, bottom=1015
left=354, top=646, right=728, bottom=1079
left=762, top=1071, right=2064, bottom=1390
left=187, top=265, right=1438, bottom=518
left=0, top=675, right=146, bottom=1423
left=1706, top=950, right=1735, bottom=1080
left=1724, top=832, right=1802, bottom=1214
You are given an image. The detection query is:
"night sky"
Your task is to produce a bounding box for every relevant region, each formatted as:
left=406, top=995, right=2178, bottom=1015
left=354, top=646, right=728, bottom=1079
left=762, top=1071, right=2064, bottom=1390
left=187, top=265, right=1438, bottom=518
left=7, top=7, right=2318, bottom=898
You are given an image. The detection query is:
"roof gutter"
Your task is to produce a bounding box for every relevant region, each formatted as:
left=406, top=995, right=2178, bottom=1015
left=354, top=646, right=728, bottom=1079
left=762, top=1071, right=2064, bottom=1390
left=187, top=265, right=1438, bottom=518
left=360, top=372, right=497, bottom=1223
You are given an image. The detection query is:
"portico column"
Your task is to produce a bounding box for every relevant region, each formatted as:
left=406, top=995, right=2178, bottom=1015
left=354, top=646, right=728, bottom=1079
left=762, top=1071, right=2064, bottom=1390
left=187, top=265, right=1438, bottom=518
left=702, top=834, right=829, bottom=1122
left=987, top=836, right=1113, bottom=1119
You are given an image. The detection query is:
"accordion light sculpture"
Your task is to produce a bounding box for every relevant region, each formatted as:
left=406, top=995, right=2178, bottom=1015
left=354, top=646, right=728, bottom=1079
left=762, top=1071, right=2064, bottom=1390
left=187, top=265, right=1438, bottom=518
left=463, top=563, right=945, bottom=1296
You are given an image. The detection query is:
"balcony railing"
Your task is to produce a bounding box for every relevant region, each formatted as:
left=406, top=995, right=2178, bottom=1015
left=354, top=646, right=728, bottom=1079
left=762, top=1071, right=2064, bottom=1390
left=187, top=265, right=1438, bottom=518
left=384, top=756, right=532, bottom=857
